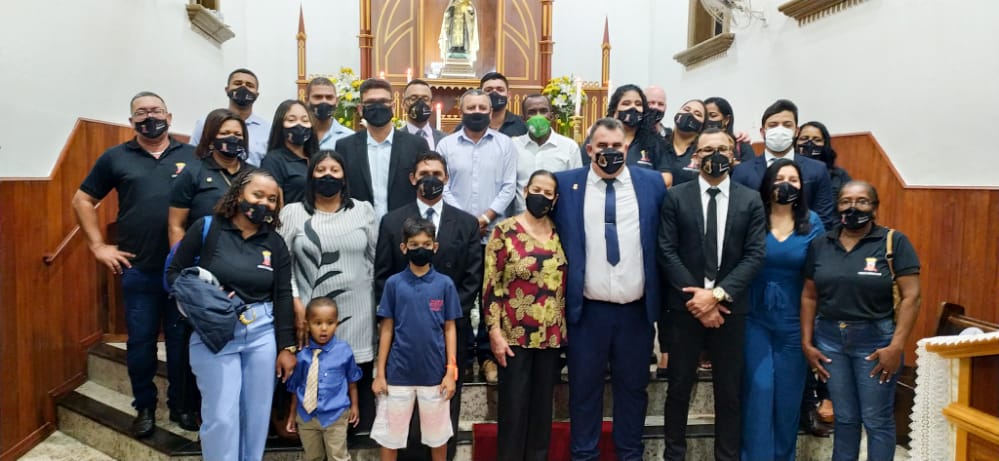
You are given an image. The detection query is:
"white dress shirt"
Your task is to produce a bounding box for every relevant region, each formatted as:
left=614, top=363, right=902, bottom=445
left=698, top=175, right=731, bottom=288
left=512, top=132, right=583, bottom=214
left=367, top=130, right=395, bottom=219
left=407, top=122, right=436, bottom=150
left=764, top=149, right=795, bottom=166
left=416, top=198, right=444, bottom=233
left=583, top=167, right=644, bottom=303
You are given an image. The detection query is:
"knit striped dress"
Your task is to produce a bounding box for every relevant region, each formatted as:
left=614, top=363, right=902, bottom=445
left=278, top=199, right=378, bottom=362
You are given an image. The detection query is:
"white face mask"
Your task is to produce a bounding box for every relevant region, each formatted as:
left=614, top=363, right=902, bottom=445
left=765, top=126, right=795, bottom=153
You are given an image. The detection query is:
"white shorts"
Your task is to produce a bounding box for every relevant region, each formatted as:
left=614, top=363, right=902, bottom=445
left=369, top=385, right=453, bottom=449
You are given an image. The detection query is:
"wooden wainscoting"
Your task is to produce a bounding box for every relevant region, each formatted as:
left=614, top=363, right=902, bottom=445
left=0, top=119, right=187, bottom=460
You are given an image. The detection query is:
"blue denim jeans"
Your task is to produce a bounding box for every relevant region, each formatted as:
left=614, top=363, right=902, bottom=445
left=815, top=317, right=899, bottom=461
left=190, top=302, right=276, bottom=461
left=121, top=267, right=185, bottom=410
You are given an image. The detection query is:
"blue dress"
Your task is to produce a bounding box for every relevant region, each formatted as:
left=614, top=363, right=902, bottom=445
left=741, top=211, right=824, bottom=461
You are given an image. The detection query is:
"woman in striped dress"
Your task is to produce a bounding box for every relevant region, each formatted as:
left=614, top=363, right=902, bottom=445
left=278, top=150, right=379, bottom=437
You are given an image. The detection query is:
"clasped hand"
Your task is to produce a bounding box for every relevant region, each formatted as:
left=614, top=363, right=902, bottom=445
left=682, top=287, right=731, bottom=328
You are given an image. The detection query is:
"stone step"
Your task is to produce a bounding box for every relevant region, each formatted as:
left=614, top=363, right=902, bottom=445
left=89, top=343, right=716, bottom=422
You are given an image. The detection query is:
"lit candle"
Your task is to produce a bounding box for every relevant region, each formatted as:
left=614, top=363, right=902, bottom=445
left=573, top=77, right=582, bottom=116
left=379, top=71, right=385, bottom=80
left=436, top=102, right=442, bottom=130
left=406, top=68, right=413, bottom=83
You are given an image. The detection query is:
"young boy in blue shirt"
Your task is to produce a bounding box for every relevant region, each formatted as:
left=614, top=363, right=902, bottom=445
left=286, top=297, right=362, bottom=461
left=371, top=217, right=461, bottom=461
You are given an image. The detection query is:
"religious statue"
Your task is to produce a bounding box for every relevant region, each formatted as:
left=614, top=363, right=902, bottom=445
left=439, top=0, right=478, bottom=64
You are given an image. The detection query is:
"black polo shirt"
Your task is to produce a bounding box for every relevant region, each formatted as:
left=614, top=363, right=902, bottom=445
left=804, top=225, right=920, bottom=321
left=167, top=216, right=294, bottom=348
left=170, top=157, right=252, bottom=223
left=79, top=137, right=196, bottom=271
left=452, top=111, right=528, bottom=138
left=663, top=135, right=699, bottom=185
left=260, top=146, right=308, bottom=204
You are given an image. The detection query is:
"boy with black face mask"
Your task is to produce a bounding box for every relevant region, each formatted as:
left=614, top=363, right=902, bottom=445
left=371, top=217, right=462, bottom=461
left=190, top=68, right=272, bottom=166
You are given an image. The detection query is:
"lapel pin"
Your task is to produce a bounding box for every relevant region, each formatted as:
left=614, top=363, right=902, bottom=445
left=572, top=183, right=579, bottom=190
left=206, top=177, right=212, bottom=182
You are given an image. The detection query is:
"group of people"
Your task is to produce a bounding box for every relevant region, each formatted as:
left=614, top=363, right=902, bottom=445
left=71, top=67, right=921, bottom=461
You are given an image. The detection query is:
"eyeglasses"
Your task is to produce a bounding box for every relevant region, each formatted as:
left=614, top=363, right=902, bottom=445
left=132, top=108, right=167, bottom=118
left=696, top=145, right=733, bottom=155
left=405, top=95, right=431, bottom=103
left=837, top=198, right=876, bottom=208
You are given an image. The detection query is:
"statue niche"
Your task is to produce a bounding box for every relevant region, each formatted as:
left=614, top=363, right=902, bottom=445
left=438, top=0, right=478, bottom=77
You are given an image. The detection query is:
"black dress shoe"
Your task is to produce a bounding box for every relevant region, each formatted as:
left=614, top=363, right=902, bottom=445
left=170, top=410, right=200, bottom=432
left=131, top=408, right=156, bottom=438
left=655, top=367, right=669, bottom=380
left=806, top=408, right=834, bottom=437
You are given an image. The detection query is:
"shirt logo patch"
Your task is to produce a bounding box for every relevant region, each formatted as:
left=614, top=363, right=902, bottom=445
left=858, top=257, right=881, bottom=276
left=257, top=250, right=273, bottom=271
left=429, top=299, right=444, bottom=312
left=173, top=162, right=186, bottom=178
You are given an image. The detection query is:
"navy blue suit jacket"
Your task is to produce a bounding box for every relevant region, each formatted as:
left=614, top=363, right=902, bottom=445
left=731, top=154, right=836, bottom=229
left=552, top=166, right=668, bottom=326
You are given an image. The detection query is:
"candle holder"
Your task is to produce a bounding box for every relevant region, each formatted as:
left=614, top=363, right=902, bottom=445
left=570, top=115, right=584, bottom=144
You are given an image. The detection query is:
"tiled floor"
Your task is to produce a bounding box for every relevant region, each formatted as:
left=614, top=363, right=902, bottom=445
left=17, top=431, right=115, bottom=461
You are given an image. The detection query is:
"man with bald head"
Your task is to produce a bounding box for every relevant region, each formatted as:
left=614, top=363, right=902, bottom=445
left=645, top=85, right=670, bottom=140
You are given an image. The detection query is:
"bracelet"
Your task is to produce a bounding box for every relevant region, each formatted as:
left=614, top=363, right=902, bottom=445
left=446, top=364, right=459, bottom=381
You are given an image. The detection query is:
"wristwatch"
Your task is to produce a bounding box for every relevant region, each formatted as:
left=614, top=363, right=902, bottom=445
left=283, top=345, right=297, bottom=354
left=712, top=286, right=730, bottom=303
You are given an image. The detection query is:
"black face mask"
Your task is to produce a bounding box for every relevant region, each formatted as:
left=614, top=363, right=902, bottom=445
left=700, top=150, right=731, bottom=178
left=674, top=112, right=703, bottom=133
left=703, top=119, right=725, bottom=130
left=462, top=112, right=490, bottom=132
left=648, top=109, right=666, bottom=123
left=134, top=117, right=169, bottom=139
left=238, top=200, right=274, bottom=225
left=228, top=86, right=257, bottom=107
left=774, top=182, right=800, bottom=205
left=617, top=108, right=643, bottom=128
left=525, top=193, right=554, bottom=218
left=407, top=247, right=434, bottom=267
left=594, top=148, right=626, bottom=175
left=314, top=175, right=344, bottom=198
left=408, top=100, right=432, bottom=123
left=284, top=124, right=312, bottom=145
left=840, top=207, right=873, bottom=230
left=417, top=175, right=444, bottom=200
left=312, top=103, right=336, bottom=121
left=212, top=136, right=246, bottom=160
left=488, top=92, right=508, bottom=111
left=362, top=103, right=393, bottom=127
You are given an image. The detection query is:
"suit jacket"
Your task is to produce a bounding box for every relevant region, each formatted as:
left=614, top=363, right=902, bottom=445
left=552, top=166, right=668, bottom=326
left=335, top=129, right=425, bottom=213
left=373, top=201, right=483, bottom=314
left=656, top=178, right=767, bottom=315
left=731, top=154, right=836, bottom=229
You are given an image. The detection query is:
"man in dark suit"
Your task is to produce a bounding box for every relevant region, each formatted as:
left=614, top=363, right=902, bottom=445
left=402, top=79, right=447, bottom=150
left=731, top=99, right=836, bottom=228
left=658, top=127, right=767, bottom=461
left=374, top=151, right=482, bottom=461
left=552, top=118, right=667, bottom=461
left=335, top=78, right=427, bottom=219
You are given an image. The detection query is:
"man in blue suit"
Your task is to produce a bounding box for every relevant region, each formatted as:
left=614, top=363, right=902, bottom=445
left=552, top=117, right=668, bottom=461
left=731, top=99, right=836, bottom=228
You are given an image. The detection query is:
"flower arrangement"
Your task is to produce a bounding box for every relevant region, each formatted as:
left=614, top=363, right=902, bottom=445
left=329, top=67, right=361, bottom=129
left=542, top=75, right=586, bottom=136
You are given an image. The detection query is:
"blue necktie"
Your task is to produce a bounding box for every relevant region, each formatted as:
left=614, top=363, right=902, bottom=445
left=604, top=179, right=620, bottom=265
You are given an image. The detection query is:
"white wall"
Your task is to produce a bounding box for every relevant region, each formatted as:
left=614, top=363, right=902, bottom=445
left=6, top=0, right=997, bottom=186
left=553, top=0, right=999, bottom=187
left=0, top=0, right=359, bottom=178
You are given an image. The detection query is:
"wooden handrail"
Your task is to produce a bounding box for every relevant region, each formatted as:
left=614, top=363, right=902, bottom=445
left=942, top=403, right=999, bottom=445
left=42, top=202, right=100, bottom=265
left=925, top=333, right=999, bottom=359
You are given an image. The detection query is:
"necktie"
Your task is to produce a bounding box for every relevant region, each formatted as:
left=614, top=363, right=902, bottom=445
left=302, top=348, right=321, bottom=413
left=704, top=187, right=721, bottom=281
left=604, top=179, right=620, bottom=265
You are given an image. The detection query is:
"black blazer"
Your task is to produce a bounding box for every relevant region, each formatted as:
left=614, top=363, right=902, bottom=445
left=657, top=178, right=767, bottom=314
left=334, top=129, right=426, bottom=213
left=374, top=201, right=483, bottom=315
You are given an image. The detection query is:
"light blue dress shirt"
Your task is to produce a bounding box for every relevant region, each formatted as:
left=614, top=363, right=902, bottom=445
left=367, top=130, right=394, bottom=219
left=438, top=129, right=517, bottom=239
left=319, top=119, right=354, bottom=151
left=190, top=112, right=271, bottom=167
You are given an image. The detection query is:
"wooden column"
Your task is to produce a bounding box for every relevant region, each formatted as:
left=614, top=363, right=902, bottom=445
left=358, top=0, right=373, bottom=78
left=296, top=5, right=308, bottom=102
left=539, top=0, right=554, bottom=84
